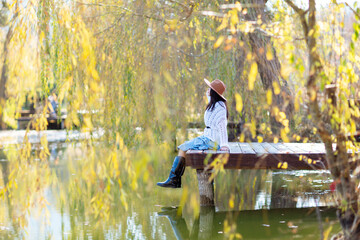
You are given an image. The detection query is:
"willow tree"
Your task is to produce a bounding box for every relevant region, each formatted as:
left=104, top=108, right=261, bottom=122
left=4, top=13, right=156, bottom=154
left=0, top=1, right=16, bottom=129
left=236, top=0, right=294, bottom=135
left=213, top=0, right=360, bottom=237
left=282, top=0, right=360, bottom=239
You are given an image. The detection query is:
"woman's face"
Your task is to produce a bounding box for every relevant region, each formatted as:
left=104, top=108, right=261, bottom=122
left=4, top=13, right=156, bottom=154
left=206, top=88, right=211, bottom=96
left=206, top=88, right=211, bottom=103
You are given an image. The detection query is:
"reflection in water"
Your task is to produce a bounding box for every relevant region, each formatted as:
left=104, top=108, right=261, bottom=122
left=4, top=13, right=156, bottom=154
left=0, top=151, right=21, bottom=240
left=0, top=142, right=340, bottom=239
left=158, top=206, right=340, bottom=240
left=214, top=169, right=334, bottom=211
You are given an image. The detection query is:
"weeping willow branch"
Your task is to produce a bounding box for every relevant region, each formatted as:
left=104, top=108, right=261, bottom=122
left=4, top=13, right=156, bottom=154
left=0, top=0, right=19, bottom=129
left=284, top=0, right=336, bottom=175
left=168, top=0, right=191, bottom=11
left=75, top=2, right=163, bottom=21
left=76, top=1, right=195, bottom=22
left=177, top=48, right=209, bottom=58
left=344, top=2, right=360, bottom=19
left=93, top=14, right=124, bottom=36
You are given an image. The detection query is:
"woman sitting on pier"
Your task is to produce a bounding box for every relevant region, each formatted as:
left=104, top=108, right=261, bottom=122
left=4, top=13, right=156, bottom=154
left=157, top=79, right=229, bottom=188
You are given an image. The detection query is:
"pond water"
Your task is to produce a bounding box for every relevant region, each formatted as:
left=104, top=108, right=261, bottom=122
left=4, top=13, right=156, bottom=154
left=0, top=132, right=341, bottom=239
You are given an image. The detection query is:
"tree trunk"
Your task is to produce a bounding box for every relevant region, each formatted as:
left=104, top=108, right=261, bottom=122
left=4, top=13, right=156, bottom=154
left=284, top=0, right=360, bottom=238
left=0, top=23, right=14, bottom=129
left=0, top=2, right=19, bottom=130
left=242, top=0, right=294, bottom=134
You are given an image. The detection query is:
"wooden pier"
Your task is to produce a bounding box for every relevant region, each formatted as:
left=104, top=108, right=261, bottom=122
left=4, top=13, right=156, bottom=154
left=16, top=110, right=67, bottom=130
left=186, top=142, right=359, bottom=206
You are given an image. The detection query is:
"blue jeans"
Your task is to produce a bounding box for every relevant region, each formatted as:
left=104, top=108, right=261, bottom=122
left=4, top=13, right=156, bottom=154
left=177, top=135, right=219, bottom=151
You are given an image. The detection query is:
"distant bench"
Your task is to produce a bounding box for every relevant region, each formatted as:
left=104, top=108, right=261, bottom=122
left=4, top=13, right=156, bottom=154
left=16, top=116, right=66, bottom=130
left=186, top=142, right=359, bottom=206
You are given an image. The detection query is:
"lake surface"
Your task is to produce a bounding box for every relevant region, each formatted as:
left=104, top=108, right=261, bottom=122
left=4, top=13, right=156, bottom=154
left=0, top=131, right=341, bottom=239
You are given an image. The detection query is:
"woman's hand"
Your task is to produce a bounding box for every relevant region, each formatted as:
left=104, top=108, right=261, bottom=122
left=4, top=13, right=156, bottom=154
left=219, top=146, right=230, bottom=152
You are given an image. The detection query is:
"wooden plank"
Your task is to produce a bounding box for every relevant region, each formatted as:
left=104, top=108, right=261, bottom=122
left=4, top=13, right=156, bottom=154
left=282, top=143, right=308, bottom=153
left=228, top=142, right=242, bottom=154
left=261, top=142, right=279, bottom=154
left=248, top=142, right=268, bottom=155
left=307, top=143, right=327, bottom=152
left=187, top=150, right=203, bottom=154
left=284, top=143, right=327, bottom=153
left=185, top=142, right=360, bottom=170
left=186, top=152, right=328, bottom=170
left=186, top=149, right=230, bottom=169
left=270, top=143, right=295, bottom=153
left=239, top=143, right=256, bottom=154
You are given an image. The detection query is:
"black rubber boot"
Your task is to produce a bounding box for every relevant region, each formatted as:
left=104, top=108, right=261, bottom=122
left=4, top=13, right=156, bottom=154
left=157, top=156, right=186, bottom=188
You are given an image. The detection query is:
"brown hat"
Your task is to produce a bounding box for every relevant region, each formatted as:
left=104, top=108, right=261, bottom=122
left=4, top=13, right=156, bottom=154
left=204, top=78, right=227, bottom=101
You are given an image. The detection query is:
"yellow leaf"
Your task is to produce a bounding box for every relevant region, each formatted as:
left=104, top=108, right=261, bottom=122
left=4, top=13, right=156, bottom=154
left=279, top=112, right=286, bottom=120
left=40, top=31, right=45, bottom=44
left=71, top=55, right=77, bottom=67
left=280, top=128, right=289, bottom=142
left=281, top=162, right=288, bottom=169
left=164, top=71, right=174, bottom=86
left=177, top=187, right=188, bottom=215
left=235, top=93, right=243, bottom=112
left=120, top=190, right=128, bottom=211
left=229, top=196, right=234, bottom=208
left=214, top=36, right=225, bottom=49
left=310, top=89, right=316, bottom=101
left=240, top=133, right=245, bottom=142
left=281, top=66, right=292, bottom=79
left=216, top=17, right=228, bottom=32
left=248, top=62, right=258, bottom=90
left=274, top=137, right=279, bottom=143
left=257, top=136, right=263, bottom=143
left=266, top=89, right=272, bottom=105
left=230, top=10, right=239, bottom=25
left=323, top=226, right=333, bottom=240
left=266, top=47, right=273, bottom=60
left=83, top=116, right=93, bottom=129
left=294, top=98, right=300, bottom=111
left=273, top=81, right=281, bottom=95
left=90, top=81, right=99, bottom=92
left=91, top=68, right=99, bottom=81
left=313, top=127, right=317, bottom=134
left=165, top=19, right=178, bottom=31
left=308, top=29, right=314, bottom=36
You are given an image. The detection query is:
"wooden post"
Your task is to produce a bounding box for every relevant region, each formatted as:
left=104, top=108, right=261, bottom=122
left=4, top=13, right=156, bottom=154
left=198, top=206, right=215, bottom=240
left=196, top=169, right=214, bottom=206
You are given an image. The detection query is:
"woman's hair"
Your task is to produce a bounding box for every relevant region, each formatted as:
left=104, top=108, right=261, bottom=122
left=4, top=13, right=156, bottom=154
left=206, top=89, right=229, bottom=119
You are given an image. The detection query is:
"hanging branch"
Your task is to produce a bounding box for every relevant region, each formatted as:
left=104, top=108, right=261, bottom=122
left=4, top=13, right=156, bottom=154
left=284, top=0, right=309, bottom=45
left=179, top=1, right=195, bottom=21
left=75, top=2, right=163, bottom=21
left=168, top=0, right=191, bottom=11
left=0, top=0, right=19, bottom=129
left=284, top=0, right=336, bottom=175
left=177, top=48, right=209, bottom=57
left=76, top=1, right=195, bottom=22
left=93, top=14, right=125, bottom=36
left=337, top=2, right=360, bottom=19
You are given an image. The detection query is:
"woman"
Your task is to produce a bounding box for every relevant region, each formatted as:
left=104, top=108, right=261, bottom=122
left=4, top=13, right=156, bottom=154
left=157, top=78, right=230, bottom=188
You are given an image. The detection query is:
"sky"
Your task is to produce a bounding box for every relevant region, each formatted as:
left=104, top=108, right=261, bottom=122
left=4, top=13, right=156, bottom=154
left=268, top=0, right=358, bottom=8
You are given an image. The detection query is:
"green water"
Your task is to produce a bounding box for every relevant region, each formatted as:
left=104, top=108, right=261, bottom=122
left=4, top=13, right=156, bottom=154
left=0, top=143, right=341, bottom=239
